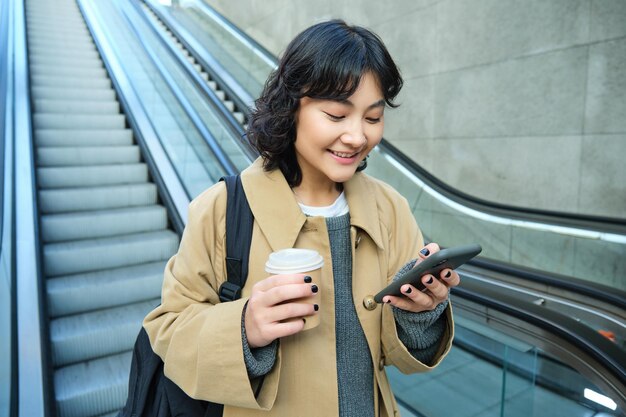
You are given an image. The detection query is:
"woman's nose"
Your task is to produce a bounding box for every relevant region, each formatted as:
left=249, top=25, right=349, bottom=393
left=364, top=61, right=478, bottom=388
left=341, top=124, right=366, bottom=147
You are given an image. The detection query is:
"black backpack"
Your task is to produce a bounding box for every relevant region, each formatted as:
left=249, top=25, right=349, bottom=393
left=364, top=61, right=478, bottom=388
left=118, top=175, right=254, bottom=417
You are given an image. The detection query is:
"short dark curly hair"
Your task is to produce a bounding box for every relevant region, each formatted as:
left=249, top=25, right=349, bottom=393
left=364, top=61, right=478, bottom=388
left=247, top=19, right=403, bottom=187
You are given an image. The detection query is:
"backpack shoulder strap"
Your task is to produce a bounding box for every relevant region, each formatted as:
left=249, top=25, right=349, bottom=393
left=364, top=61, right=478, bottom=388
left=218, top=175, right=254, bottom=302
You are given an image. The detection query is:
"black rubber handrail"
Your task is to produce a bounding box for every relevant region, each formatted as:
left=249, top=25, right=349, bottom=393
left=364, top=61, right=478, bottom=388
left=470, top=257, right=626, bottom=311
left=381, top=139, right=626, bottom=232
left=453, top=279, right=626, bottom=404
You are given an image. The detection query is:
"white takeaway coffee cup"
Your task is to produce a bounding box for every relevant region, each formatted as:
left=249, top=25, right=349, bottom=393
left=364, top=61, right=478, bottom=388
left=265, top=248, right=324, bottom=330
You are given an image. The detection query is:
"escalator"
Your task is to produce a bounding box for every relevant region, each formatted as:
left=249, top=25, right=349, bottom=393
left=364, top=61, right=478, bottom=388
left=25, top=0, right=180, bottom=415
left=7, top=0, right=625, bottom=416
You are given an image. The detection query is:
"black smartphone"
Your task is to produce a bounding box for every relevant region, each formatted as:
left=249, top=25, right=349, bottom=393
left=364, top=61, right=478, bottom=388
left=374, top=243, right=482, bottom=303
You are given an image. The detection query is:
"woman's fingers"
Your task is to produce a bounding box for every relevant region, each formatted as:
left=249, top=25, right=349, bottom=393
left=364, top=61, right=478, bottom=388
left=263, top=300, right=318, bottom=324
left=245, top=273, right=320, bottom=348
left=417, top=242, right=441, bottom=259
left=439, top=268, right=460, bottom=287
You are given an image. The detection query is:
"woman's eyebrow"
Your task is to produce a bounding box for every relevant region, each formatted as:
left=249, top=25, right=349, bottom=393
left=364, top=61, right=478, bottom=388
left=332, top=98, right=386, bottom=110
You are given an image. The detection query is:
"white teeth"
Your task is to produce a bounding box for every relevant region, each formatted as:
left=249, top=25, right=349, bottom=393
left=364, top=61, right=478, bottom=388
left=331, top=150, right=357, bottom=158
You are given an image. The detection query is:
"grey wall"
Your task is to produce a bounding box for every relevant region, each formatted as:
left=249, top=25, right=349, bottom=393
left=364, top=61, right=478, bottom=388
left=206, top=0, right=626, bottom=219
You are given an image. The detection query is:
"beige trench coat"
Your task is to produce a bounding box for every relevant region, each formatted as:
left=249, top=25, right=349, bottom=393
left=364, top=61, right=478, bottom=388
left=143, top=158, right=454, bottom=417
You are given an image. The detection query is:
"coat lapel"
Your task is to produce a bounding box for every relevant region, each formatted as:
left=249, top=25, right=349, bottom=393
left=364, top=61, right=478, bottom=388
left=240, top=159, right=307, bottom=252
left=343, top=172, right=385, bottom=250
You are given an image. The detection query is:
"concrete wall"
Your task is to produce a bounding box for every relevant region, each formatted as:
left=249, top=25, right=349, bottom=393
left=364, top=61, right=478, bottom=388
left=205, top=0, right=626, bottom=219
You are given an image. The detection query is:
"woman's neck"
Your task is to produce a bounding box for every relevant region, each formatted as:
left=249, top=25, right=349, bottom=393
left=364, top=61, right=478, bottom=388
left=292, top=180, right=343, bottom=207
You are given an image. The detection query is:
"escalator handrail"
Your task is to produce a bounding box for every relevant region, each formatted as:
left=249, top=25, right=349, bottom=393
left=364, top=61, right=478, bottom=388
left=380, top=139, right=626, bottom=233
left=129, top=0, right=256, bottom=163
left=470, top=257, right=626, bottom=311
left=13, top=0, right=50, bottom=415
left=454, top=279, right=626, bottom=396
left=179, top=0, right=626, bottom=232
left=2, top=0, right=18, bottom=415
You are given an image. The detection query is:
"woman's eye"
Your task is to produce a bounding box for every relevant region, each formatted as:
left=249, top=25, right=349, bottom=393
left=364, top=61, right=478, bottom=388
left=323, top=112, right=345, bottom=121
left=366, top=117, right=382, bottom=124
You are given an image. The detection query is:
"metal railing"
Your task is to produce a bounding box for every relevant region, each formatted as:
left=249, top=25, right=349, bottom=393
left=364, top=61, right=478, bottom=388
left=12, top=0, right=50, bottom=416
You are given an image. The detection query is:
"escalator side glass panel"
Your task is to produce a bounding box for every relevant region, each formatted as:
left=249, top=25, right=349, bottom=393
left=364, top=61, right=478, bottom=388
left=388, top=315, right=622, bottom=417
left=89, top=0, right=249, bottom=198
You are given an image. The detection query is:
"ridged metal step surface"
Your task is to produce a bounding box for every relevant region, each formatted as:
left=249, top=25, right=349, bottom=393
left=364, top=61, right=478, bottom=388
left=41, top=205, right=167, bottom=242
left=35, top=129, right=133, bottom=147
left=50, top=299, right=160, bottom=366
left=34, top=99, right=120, bottom=114
left=32, top=86, right=113, bottom=100
left=31, top=75, right=112, bottom=89
left=34, top=113, right=125, bottom=130
left=37, top=145, right=140, bottom=166
left=43, top=230, right=179, bottom=276
left=54, top=351, right=132, bottom=417
left=38, top=183, right=158, bottom=214
left=46, top=261, right=166, bottom=318
left=38, top=163, right=149, bottom=189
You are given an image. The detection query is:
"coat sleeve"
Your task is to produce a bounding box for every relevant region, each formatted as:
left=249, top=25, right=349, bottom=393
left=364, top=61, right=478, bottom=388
left=379, top=190, right=454, bottom=373
left=142, top=182, right=280, bottom=410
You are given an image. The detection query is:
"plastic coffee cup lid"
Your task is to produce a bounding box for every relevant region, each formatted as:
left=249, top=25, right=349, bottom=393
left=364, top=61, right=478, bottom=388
left=265, top=248, right=324, bottom=274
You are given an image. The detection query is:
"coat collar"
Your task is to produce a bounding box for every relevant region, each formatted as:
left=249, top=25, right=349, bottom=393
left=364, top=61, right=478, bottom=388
left=241, top=158, right=385, bottom=251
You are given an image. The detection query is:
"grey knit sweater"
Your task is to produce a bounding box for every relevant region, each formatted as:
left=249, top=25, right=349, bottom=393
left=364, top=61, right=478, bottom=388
left=242, top=213, right=447, bottom=415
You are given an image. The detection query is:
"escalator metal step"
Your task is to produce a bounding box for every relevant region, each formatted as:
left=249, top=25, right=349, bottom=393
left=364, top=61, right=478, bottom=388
left=35, top=129, right=133, bottom=147
left=41, top=204, right=167, bottom=242
left=37, top=145, right=140, bottom=167
left=30, top=64, right=107, bottom=79
left=28, top=46, right=101, bottom=60
left=54, top=350, right=132, bottom=417
left=32, top=86, right=113, bottom=100
left=33, top=114, right=125, bottom=130
left=47, top=261, right=166, bottom=318
left=34, top=98, right=120, bottom=114
left=38, top=163, right=149, bottom=189
left=31, top=74, right=111, bottom=89
left=38, top=183, right=158, bottom=214
left=42, top=230, right=179, bottom=276
left=29, top=54, right=104, bottom=69
left=50, top=299, right=159, bottom=367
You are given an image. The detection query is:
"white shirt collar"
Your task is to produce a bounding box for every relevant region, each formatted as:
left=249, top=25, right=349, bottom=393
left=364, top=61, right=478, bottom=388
left=297, top=191, right=349, bottom=217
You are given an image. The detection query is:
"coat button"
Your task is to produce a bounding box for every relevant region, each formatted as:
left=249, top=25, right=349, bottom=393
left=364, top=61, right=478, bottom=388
left=355, top=235, right=362, bottom=249
left=363, top=295, right=377, bottom=311
left=378, top=358, right=385, bottom=371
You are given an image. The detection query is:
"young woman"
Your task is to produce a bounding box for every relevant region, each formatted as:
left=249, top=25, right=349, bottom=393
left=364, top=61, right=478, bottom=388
left=143, top=19, right=459, bottom=417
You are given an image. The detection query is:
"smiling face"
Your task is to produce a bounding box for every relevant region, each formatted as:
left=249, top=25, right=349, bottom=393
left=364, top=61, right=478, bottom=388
left=294, top=72, right=385, bottom=194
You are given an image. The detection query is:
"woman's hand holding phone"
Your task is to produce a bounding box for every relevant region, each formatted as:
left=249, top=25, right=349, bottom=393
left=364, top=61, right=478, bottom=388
left=381, top=243, right=463, bottom=313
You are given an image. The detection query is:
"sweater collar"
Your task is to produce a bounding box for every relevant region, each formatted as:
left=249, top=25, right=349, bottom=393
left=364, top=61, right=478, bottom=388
left=241, top=158, right=385, bottom=252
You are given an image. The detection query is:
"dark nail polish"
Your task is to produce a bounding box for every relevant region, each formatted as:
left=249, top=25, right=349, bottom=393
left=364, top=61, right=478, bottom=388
left=420, top=248, right=430, bottom=256
left=311, top=284, right=318, bottom=293
left=404, top=287, right=412, bottom=294
left=314, top=304, right=319, bottom=311
left=444, top=270, right=452, bottom=279
left=304, top=276, right=312, bottom=283
left=426, top=276, right=434, bottom=284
